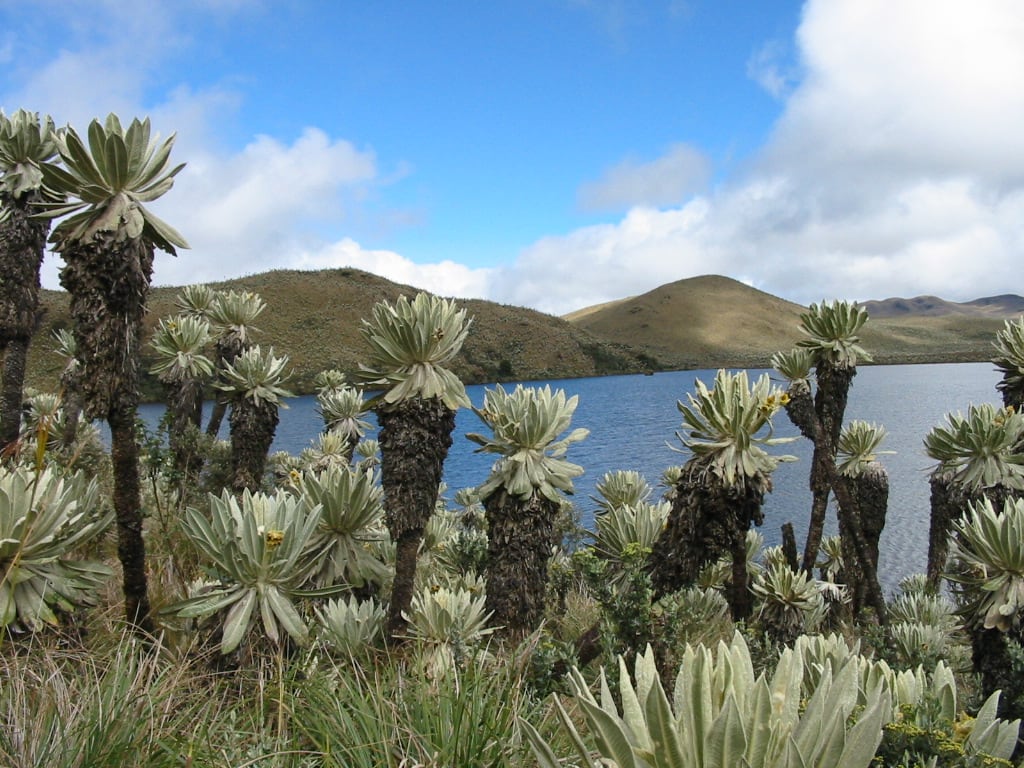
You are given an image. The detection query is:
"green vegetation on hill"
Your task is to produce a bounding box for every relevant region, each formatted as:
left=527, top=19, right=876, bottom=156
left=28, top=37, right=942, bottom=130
left=25, top=269, right=1014, bottom=401
left=26, top=268, right=657, bottom=401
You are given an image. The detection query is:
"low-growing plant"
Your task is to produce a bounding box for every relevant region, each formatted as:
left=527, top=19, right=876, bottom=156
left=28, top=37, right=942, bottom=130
left=592, top=469, right=654, bottom=512
left=292, top=465, right=390, bottom=589
left=293, top=650, right=537, bottom=767
left=0, top=465, right=113, bottom=631
left=524, top=631, right=892, bottom=768
left=166, top=489, right=343, bottom=654
left=316, top=594, right=386, bottom=656
left=750, top=562, right=826, bottom=644
left=404, top=583, right=496, bottom=675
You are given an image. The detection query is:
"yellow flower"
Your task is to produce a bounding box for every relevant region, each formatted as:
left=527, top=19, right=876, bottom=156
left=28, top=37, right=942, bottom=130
left=952, top=713, right=975, bottom=742
left=265, top=530, right=285, bottom=549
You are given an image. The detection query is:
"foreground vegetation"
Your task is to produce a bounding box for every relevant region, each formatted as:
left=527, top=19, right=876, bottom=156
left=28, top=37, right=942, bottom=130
left=5, top=109, right=1024, bottom=766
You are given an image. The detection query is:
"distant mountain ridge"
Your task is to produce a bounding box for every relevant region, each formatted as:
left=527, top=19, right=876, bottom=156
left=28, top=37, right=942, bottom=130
left=23, top=270, right=1022, bottom=399
left=861, top=294, right=1024, bottom=319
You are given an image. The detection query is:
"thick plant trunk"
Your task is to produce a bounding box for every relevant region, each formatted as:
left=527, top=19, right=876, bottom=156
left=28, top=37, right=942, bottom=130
left=483, top=489, right=560, bottom=636
left=650, top=460, right=765, bottom=620
left=728, top=523, right=753, bottom=621
left=377, top=397, right=456, bottom=638
left=833, top=474, right=888, bottom=623
left=60, top=375, right=84, bottom=447
left=971, top=626, right=1024, bottom=721
left=0, top=338, right=28, bottom=454
left=108, top=407, right=154, bottom=633
left=0, top=190, right=47, bottom=457
left=59, top=235, right=154, bottom=634
left=839, top=463, right=888, bottom=614
left=206, top=336, right=244, bottom=438
left=205, top=399, right=228, bottom=438
left=800, top=364, right=853, bottom=572
left=229, top=397, right=279, bottom=494
left=166, top=376, right=205, bottom=482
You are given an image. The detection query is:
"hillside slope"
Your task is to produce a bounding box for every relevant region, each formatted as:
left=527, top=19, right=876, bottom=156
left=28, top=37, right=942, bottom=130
left=567, top=275, right=808, bottom=369
left=24, top=269, right=1021, bottom=401
left=26, top=268, right=656, bottom=399
left=568, top=275, right=1019, bottom=368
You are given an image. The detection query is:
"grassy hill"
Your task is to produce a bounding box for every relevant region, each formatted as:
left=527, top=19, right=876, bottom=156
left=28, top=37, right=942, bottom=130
left=566, top=275, right=1017, bottom=369
left=565, top=275, right=809, bottom=369
left=24, top=269, right=1018, bottom=402
left=25, top=268, right=657, bottom=401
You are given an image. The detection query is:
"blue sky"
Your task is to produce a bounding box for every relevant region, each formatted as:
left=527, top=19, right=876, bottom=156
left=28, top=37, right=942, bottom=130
left=2, top=1, right=1022, bottom=315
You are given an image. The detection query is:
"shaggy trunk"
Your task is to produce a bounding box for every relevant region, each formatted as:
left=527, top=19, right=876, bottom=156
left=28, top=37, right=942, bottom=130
left=59, top=235, right=154, bottom=633
left=926, top=471, right=959, bottom=588
left=206, top=336, right=244, bottom=438
left=927, top=474, right=1018, bottom=589
left=728, top=522, right=754, bottom=621
left=377, top=396, right=456, bottom=638
left=109, top=406, right=153, bottom=632
left=0, top=338, right=28, bottom=455
left=166, top=376, right=205, bottom=482
left=800, top=364, right=854, bottom=573
left=997, top=379, right=1024, bottom=412
left=59, top=367, right=84, bottom=447
left=0, top=190, right=47, bottom=455
left=650, top=460, right=765, bottom=620
left=229, top=397, right=279, bottom=494
left=838, top=462, right=888, bottom=615
left=205, top=399, right=228, bottom=438
left=483, top=489, right=560, bottom=636
left=971, top=626, right=1024, bottom=722
left=781, top=522, right=800, bottom=571
left=832, top=473, right=888, bottom=623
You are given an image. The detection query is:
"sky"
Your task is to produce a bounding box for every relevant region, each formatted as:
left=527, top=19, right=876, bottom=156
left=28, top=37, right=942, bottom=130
left=2, top=0, right=1022, bottom=316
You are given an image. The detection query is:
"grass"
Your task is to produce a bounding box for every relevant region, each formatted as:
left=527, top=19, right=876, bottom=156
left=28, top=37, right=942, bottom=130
left=0, top=624, right=559, bottom=767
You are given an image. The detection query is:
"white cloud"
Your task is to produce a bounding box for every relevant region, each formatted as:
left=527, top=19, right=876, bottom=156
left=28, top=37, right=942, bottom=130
left=16, top=0, right=1024, bottom=321
left=497, top=0, right=1024, bottom=315
left=577, top=144, right=711, bottom=212
left=14, top=4, right=397, bottom=296
left=131, top=128, right=382, bottom=288
left=289, top=238, right=494, bottom=300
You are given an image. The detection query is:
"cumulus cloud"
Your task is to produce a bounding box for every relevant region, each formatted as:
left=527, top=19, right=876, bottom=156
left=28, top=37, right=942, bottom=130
left=11, top=0, right=1024, bottom=320
left=289, top=238, right=494, bottom=300
left=7, top=2, right=411, bottom=296
left=577, top=144, right=711, bottom=212
left=499, top=0, right=1024, bottom=315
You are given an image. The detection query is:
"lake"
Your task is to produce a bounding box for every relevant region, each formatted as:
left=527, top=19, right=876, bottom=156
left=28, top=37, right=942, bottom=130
left=138, top=361, right=1000, bottom=592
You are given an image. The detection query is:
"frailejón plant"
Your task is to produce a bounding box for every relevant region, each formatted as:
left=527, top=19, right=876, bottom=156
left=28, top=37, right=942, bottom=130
left=523, top=631, right=891, bottom=768
left=169, top=489, right=337, bottom=654
left=0, top=466, right=112, bottom=630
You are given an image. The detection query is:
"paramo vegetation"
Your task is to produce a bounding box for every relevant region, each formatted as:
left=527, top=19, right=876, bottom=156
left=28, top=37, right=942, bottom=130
left=5, top=110, right=1024, bottom=766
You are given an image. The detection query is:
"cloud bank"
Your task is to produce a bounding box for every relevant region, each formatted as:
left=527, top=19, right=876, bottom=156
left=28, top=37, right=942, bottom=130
left=5, top=0, right=1024, bottom=318
left=494, top=0, right=1024, bottom=314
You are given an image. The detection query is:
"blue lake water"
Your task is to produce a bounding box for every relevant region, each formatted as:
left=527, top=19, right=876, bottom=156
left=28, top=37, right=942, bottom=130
left=137, top=362, right=1000, bottom=592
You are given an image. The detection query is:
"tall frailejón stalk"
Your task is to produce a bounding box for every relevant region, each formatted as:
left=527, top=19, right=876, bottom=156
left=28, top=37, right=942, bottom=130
left=0, top=110, right=60, bottom=457
left=359, top=292, right=471, bottom=639
left=41, top=114, right=188, bottom=632
left=467, top=383, right=587, bottom=635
